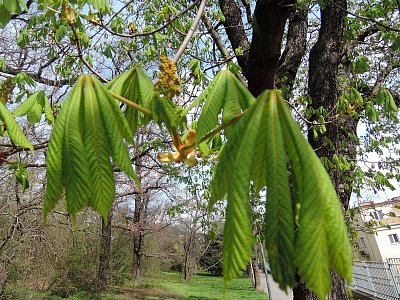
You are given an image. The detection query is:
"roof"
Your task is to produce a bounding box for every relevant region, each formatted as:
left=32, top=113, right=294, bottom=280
left=358, top=197, right=400, bottom=209
left=380, top=217, right=400, bottom=225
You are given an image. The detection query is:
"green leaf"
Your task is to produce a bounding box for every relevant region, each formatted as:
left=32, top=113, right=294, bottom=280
left=93, top=77, right=138, bottom=182
left=44, top=75, right=137, bottom=220
left=27, top=99, right=43, bottom=124
left=12, top=91, right=38, bottom=117
left=211, top=98, right=262, bottom=285
left=17, top=29, right=30, bottom=48
left=61, top=78, right=91, bottom=214
left=44, top=94, right=67, bottom=217
left=12, top=72, right=35, bottom=87
left=9, top=161, right=29, bottom=191
left=107, top=67, right=154, bottom=135
left=261, top=91, right=296, bottom=289
left=0, top=101, right=33, bottom=149
left=152, top=95, right=179, bottom=131
left=81, top=77, right=115, bottom=215
left=17, top=0, right=27, bottom=11
left=0, top=6, right=12, bottom=27
left=0, top=57, right=6, bottom=72
left=354, top=56, right=370, bottom=74
left=209, top=89, right=352, bottom=297
left=43, top=95, right=54, bottom=124
left=13, top=90, right=54, bottom=124
left=3, top=0, right=18, bottom=13
left=277, top=93, right=352, bottom=298
left=184, top=70, right=254, bottom=143
left=348, top=87, right=363, bottom=105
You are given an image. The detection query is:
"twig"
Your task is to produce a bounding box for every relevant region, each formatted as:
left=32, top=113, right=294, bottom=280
left=202, top=14, right=247, bottom=85
left=108, top=90, right=152, bottom=115
left=93, top=0, right=201, bottom=39
left=70, top=25, right=109, bottom=82
left=180, top=111, right=244, bottom=152
left=326, top=0, right=400, bottom=33
left=172, top=0, right=207, bottom=64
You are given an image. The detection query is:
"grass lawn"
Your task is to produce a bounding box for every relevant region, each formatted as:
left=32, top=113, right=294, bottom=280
left=4, top=271, right=268, bottom=300
left=152, top=271, right=268, bottom=300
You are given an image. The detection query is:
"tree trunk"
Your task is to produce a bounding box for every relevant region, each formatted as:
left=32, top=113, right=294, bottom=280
left=276, top=7, right=308, bottom=99
left=183, top=232, right=194, bottom=280
left=251, top=244, right=263, bottom=291
left=97, top=211, right=113, bottom=288
left=133, top=193, right=144, bottom=282
left=296, top=0, right=352, bottom=299
left=133, top=229, right=143, bottom=282
left=294, top=272, right=349, bottom=300
left=0, top=261, right=6, bottom=299
left=133, top=192, right=149, bottom=282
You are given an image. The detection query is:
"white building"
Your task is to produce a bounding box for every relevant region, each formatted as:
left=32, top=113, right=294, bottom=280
left=355, top=197, right=400, bottom=261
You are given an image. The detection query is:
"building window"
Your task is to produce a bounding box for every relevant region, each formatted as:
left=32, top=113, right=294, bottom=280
left=389, top=234, right=399, bottom=244
left=371, top=210, right=383, bottom=220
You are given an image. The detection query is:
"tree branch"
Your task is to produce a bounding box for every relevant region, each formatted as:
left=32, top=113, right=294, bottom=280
left=218, top=0, right=251, bottom=77
left=94, top=0, right=201, bottom=39
left=247, top=0, right=295, bottom=95
left=201, top=14, right=247, bottom=85
left=172, top=0, right=207, bottom=64
left=276, top=6, right=308, bottom=98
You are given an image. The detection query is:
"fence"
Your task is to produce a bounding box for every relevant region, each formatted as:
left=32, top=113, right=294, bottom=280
left=351, top=259, right=400, bottom=299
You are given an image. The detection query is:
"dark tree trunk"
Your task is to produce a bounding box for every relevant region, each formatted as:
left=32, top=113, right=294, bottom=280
left=183, top=235, right=194, bottom=280
left=218, top=0, right=251, bottom=78
left=97, top=211, right=113, bottom=288
left=251, top=244, right=263, bottom=291
left=294, top=272, right=349, bottom=300
left=133, top=230, right=143, bottom=282
left=219, top=0, right=295, bottom=96
left=297, top=0, right=351, bottom=299
left=133, top=193, right=144, bottom=282
left=276, top=7, right=308, bottom=99
left=247, top=0, right=295, bottom=95
left=0, top=261, right=6, bottom=299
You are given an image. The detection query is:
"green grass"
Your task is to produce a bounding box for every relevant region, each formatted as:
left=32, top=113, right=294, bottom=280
left=5, top=271, right=268, bottom=300
left=156, top=271, right=268, bottom=300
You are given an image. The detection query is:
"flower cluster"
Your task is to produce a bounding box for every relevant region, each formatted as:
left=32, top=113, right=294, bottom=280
left=156, top=55, right=181, bottom=99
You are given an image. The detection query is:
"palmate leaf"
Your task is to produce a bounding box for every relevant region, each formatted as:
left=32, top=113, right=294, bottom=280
left=185, top=70, right=254, bottom=143
left=277, top=95, right=352, bottom=298
left=261, top=91, right=296, bottom=289
left=211, top=97, right=264, bottom=284
left=13, top=90, right=54, bottom=124
left=210, top=89, right=351, bottom=297
left=0, top=101, right=33, bottom=150
left=44, top=75, right=136, bottom=220
left=151, top=95, right=179, bottom=132
left=107, top=67, right=154, bottom=135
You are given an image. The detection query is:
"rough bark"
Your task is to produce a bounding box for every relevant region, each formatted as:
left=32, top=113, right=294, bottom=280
left=132, top=193, right=145, bottom=282
left=276, top=7, right=308, bottom=99
left=218, top=0, right=251, bottom=79
left=183, top=233, right=194, bottom=280
left=247, top=0, right=295, bottom=95
left=0, top=261, right=6, bottom=299
left=294, top=272, right=349, bottom=300
left=251, top=244, right=263, bottom=291
left=219, top=0, right=295, bottom=95
left=297, top=0, right=351, bottom=299
left=97, top=211, right=113, bottom=288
